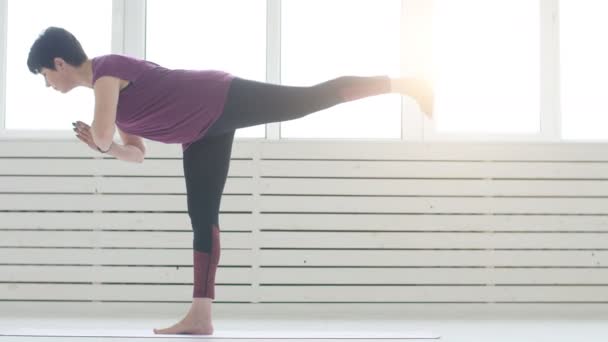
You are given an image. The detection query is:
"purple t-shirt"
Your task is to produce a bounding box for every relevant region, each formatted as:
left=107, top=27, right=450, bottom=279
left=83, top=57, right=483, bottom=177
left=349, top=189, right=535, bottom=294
left=91, top=54, right=235, bottom=151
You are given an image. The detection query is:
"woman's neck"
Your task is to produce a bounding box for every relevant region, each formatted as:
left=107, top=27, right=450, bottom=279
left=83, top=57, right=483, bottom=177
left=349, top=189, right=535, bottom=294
left=74, top=59, right=94, bottom=88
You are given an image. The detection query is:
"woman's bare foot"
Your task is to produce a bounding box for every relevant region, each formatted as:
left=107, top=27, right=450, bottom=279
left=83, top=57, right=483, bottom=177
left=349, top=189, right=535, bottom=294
left=153, top=298, right=214, bottom=335
left=391, top=77, right=434, bottom=119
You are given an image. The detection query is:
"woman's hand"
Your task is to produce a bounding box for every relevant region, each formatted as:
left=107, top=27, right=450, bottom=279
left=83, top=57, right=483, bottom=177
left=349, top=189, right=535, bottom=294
left=73, top=121, right=102, bottom=152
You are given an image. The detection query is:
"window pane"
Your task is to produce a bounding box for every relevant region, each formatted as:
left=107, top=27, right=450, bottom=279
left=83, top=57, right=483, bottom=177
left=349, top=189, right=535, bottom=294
left=281, top=0, right=402, bottom=139
left=146, top=0, right=266, bottom=138
left=560, top=0, right=608, bottom=141
left=6, top=0, right=112, bottom=130
left=432, top=0, right=540, bottom=134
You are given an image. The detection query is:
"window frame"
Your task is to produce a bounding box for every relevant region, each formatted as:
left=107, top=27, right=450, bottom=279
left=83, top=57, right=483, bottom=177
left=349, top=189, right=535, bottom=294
left=0, top=0, right=8, bottom=136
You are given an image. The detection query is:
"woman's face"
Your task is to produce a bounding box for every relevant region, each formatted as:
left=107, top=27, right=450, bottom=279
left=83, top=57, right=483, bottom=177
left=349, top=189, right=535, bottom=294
left=40, top=58, right=75, bottom=93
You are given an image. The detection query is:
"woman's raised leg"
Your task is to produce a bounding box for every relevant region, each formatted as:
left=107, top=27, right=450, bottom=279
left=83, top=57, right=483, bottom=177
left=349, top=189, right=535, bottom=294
left=205, top=75, right=433, bottom=137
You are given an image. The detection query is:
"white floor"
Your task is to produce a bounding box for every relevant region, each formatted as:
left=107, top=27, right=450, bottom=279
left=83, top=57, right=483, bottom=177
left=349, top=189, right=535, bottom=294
left=0, top=317, right=607, bottom=342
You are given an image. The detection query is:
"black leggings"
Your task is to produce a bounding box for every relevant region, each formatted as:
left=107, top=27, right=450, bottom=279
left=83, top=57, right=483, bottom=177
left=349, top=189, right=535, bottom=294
left=205, top=75, right=391, bottom=137
left=182, top=75, right=391, bottom=298
left=184, top=75, right=391, bottom=252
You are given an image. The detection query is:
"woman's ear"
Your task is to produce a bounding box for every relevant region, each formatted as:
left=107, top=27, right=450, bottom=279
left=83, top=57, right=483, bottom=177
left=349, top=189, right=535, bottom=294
left=54, top=57, right=66, bottom=70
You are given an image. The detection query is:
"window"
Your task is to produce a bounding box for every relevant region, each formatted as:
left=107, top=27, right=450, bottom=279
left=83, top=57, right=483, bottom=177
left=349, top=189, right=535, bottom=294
left=5, top=0, right=112, bottom=130
left=559, top=0, right=608, bottom=141
left=3, top=0, right=601, bottom=143
left=146, top=0, right=267, bottom=138
left=280, top=0, right=402, bottom=139
left=431, top=0, right=540, bottom=135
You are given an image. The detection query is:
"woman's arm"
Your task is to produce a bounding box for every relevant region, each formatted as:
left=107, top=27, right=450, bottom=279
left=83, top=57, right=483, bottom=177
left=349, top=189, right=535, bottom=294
left=91, top=76, right=120, bottom=151
left=113, top=126, right=146, bottom=163
left=107, top=143, right=145, bottom=163
left=74, top=121, right=144, bottom=163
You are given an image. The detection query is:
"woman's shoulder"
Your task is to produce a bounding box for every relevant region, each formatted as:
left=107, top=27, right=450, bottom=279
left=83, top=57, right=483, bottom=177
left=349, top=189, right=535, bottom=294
left=92, top=54, right=161, bottom=84
left=93, top=54, right=159, bottom=67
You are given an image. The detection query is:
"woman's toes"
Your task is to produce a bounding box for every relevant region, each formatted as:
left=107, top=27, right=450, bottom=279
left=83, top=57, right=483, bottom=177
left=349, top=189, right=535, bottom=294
left=153, top=322, right=213, bottom=335
left=153, top=327, right=166, bottom=334
left=154, top=323, right=182, bottom=335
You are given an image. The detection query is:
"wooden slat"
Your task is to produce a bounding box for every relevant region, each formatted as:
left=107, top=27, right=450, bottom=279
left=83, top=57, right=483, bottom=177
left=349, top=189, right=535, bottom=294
left=5, top=231, right=603, bottom=250
left=260, top=196, right=608, bottom=214
left=4, top=193, right=605, bottom=213
left=257, top=285, right=608, bottom=302
left=258, top=213, right=608, bottom=232
left=258, top=268, right=608, bottom=284
left=0, top=176, right=253, bottom=193
left=0, top=194, right=253, bottom=211
left=0, top=212, right=254, bottom=231
left=260, top=160, right=608, bottom=179
left=0, top=231, right=253, bottom=248
left=2, top=212, right=607, bottom=232
left=259, top=250, right=607, bottom=267
left=0, top=176, right=94, bottom=193
left=3, top=283, right=607, bottom=302
left=0, top=141, right=102, bottom=157
left=0, top=159, right=254, bottom=176
left=0, top=140, right=256, bottom=158
left=260, top=178, right=608, bottom=196
left=3, top=265, right=606, bottom=285
left=98, top=177, right=253, bottom=194
left=0, top=284, right=252, bottom=301
left=97, top=159, right=254, bottom=177
left=2, top=248, right=605, bottom=267
left=258, top=141, right=608, bottom=161
left=0, top=248, right=252, bottom=265
left=2, top=141, right=608, bottom=163
left=1, top=159, right=100, bottom=175
left=0, top=265, right=252, bottom=283
left=257, top=232, right=608, bottom=249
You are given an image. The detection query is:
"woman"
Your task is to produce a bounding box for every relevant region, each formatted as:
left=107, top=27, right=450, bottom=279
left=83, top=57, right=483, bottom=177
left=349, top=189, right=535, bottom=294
left=27, top=26, right=433, bottom=336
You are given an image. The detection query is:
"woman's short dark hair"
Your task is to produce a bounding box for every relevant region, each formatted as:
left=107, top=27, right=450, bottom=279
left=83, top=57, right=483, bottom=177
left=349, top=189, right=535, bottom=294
left=27, top=27, right=88, bottom=74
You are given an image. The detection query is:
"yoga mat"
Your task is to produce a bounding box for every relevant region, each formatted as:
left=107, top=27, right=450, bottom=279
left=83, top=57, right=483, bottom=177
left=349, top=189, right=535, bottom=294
left=0, top=328, right=440, bottom=339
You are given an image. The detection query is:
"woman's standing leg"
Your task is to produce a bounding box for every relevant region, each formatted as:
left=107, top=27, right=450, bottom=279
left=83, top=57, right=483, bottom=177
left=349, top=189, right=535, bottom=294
left=154, top=130, right=235, bottom=336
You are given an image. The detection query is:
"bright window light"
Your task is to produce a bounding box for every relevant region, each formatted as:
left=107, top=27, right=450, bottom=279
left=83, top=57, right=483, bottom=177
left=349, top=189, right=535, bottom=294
left=6, top=0, right=112, bottom=130
left=280, top=0, right=402, bottom=139
left=432, top=0, right=540, bottom=135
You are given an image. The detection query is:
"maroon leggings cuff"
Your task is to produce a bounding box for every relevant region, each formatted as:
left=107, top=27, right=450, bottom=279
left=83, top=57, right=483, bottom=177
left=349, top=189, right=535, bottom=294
left=193, top=225, right=220, bottom=299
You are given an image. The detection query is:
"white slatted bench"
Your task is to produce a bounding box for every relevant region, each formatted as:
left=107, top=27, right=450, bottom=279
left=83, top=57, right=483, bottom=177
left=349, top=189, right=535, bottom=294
left=1, top=140, right=608, bottom=318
